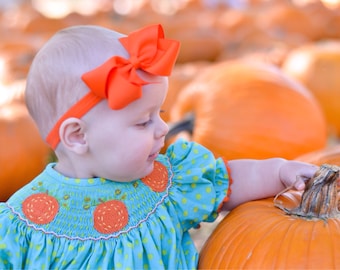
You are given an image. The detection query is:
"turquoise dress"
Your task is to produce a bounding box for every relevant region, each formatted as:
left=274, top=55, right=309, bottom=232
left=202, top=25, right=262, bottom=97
left=0, top=140, right=230, bottom=270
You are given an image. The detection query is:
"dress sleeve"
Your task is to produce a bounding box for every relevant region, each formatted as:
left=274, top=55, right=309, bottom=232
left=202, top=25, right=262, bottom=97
left=0, top=203, right=26, bottom=269
left=164, top=139, right=231, bottom=231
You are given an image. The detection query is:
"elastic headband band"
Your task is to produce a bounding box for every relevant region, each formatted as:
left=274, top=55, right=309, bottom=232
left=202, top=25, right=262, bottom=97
left=45, top=24, right=180, bottom=149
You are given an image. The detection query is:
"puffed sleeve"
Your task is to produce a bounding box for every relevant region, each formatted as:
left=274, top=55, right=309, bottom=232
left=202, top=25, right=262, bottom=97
left=164, top=139, right=231, bottom=231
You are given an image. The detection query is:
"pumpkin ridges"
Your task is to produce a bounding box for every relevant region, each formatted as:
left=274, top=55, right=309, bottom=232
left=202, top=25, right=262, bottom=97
left=273, top=220, right=299, bottom=269
left=215, top=214, right=250, bottom=268
left=330, top=222, right=340, bottom=266
left=255, top=218, right=291, bottom=269
left=199, top=209, right=245, bottom=268
left=233, top=203, right=291, bottom=269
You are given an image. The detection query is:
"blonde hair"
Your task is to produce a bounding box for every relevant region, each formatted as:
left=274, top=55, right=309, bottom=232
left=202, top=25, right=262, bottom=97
left=25, top=25, right=128, bottom=140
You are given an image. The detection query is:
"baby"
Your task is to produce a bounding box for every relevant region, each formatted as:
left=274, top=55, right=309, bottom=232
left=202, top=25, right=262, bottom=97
left=0, top=24, right=317, bottom=269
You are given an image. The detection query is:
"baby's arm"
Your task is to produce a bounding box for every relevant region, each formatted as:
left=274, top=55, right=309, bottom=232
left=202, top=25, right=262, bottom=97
left=223, top=158, right=318, bottom=210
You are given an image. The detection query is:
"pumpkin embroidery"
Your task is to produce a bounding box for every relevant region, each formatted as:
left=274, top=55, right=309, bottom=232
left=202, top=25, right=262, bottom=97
left=22, top=193, right=59, bottom=224
left=93, top=200, right=128, bottom=234
left=141, top=161, right=168, bottom=192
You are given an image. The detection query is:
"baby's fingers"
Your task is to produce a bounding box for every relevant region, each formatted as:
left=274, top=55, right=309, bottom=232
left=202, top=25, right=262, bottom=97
left=293, top=175, right=309, bottom=191
left=280, top=161, right=319, bottom=190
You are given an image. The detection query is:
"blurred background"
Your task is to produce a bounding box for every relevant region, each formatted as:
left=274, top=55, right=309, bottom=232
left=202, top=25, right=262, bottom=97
left=1, top=0, right=340, bottom=250
left=2, top=0, right=340, bottom=84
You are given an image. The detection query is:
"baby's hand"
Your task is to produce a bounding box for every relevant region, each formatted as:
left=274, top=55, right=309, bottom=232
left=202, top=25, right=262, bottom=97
left=279, top=160, right=319, bottom=191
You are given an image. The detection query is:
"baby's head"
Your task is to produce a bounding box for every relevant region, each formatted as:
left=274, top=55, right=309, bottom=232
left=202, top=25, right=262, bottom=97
left=25, top=24, right=179, bottom=151
left=26, top=25, right=124, bottom=139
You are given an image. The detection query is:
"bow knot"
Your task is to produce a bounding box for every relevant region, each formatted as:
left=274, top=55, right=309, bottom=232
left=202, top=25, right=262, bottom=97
left=129, top=55, right=142, bottom=69
left=81, top=24, right=180, bottom=110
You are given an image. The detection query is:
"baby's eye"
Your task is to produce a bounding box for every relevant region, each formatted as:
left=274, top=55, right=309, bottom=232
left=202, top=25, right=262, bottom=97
left=136, top=119, right=152, bottom=127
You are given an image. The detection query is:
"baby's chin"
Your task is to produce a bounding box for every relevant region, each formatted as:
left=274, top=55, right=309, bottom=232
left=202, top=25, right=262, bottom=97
left=142, top=160, right=157, bottom=176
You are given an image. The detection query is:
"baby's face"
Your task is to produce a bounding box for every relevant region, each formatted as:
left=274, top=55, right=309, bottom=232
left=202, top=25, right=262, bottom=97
left=82, top=75, right=169, bottom=181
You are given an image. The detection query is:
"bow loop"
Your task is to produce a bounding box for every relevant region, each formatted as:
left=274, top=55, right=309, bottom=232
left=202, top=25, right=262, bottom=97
left=82, top=24, right=180, bottom=110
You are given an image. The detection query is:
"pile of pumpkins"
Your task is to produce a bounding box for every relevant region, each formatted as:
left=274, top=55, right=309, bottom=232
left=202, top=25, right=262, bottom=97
left=2, top=1, right=340, bottom=267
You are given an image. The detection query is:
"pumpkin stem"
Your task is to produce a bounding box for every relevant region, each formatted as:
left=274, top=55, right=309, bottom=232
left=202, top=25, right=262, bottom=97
left=277, top=164, right=340, bottom=219
left=165, top=113, right=195, bottom=141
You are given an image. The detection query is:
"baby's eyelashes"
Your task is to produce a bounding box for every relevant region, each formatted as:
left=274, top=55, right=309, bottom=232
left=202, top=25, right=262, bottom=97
left=136, top=119, right=152, bottom=127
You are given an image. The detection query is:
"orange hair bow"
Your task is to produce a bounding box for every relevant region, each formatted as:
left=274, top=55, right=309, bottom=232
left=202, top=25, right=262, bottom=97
left=46, top=24, right=180, bottom=149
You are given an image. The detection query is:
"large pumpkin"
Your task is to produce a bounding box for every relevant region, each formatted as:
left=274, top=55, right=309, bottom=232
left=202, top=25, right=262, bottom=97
left=295, top=144, right=340, bottom=166
left=199, top=164, right=340, bottom=269
left=282, top=40, right=340, bottom=137
left=169, top=59, right=327, bottom=160
left=0, top=84, right=51, bottom=201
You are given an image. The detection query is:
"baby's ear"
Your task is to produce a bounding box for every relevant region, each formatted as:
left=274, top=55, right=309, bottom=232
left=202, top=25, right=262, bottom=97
left=59, top=118, right=88, bottom=154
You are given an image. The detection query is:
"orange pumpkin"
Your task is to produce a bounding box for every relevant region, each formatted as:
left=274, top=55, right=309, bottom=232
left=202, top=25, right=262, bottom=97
left=199, top=164, right=340, bottom=269
left=256, top=0, right=325, bottom=42
left=282, top=40, right=340, bottom=137
left=295, top=144, right=340, bottom=166
left=0, top=33, right=39, bottom=84
left=162, top=62, right=209, bottom=123
left=169, top=59, right=327, bottom=160
left=0, top=101, right=51, bottom=202
left=172, top=29, right=224, bottom=63
left=214, top=6, right=298, bottom=65
left=157, top=7, right=225, bottom=63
